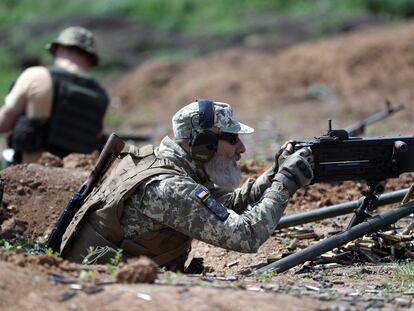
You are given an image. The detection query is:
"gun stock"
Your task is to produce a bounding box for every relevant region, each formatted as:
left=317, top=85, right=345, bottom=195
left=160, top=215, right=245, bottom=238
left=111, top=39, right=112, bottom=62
left=44, top=133, right=125, bottom=252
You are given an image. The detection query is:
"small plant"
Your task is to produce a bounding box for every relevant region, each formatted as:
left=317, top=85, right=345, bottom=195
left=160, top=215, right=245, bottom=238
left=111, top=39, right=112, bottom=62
left=280, top=238, right=293, bottom=246
left=393, top=261, right=414, bottom=290
left=106, top=264, right=117, bottom=276
left=80, top=270, right=95, bottom=281
left=105, top=248, right=123, bottom=276
left=43, top=247, right=60, bottom=257
left=379, top=281, right=396, bottom=298
left=0, top=235, right=43, bottom=255
left=319, top=269, right=333, bottom=277
left=255, top=270, right=278, bottom=283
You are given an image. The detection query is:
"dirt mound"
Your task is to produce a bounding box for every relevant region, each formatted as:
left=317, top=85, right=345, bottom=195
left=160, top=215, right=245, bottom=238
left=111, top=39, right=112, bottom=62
left=110, top=21, right=414, bottom=144
left=0, top=163, right=87, bottom=240
left=3, top=21, right=414, bottom=310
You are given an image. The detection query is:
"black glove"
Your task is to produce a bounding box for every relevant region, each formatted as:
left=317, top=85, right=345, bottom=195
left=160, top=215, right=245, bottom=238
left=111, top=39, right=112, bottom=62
left=271, top=142, right=293, bottom=174
left=273, top=147, right=314, bottom=195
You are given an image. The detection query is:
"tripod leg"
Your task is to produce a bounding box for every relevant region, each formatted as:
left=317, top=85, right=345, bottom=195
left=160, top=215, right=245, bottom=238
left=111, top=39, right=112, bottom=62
left=347, top=181, right=382, bottom=229
left=400, top=183, right=414, bottom=234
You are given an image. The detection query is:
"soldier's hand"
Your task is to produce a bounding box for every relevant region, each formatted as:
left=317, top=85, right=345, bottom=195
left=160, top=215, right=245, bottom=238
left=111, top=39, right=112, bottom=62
left=273, top=147, right=314, bottom=195
left=272, top=141, right=293, bottom=173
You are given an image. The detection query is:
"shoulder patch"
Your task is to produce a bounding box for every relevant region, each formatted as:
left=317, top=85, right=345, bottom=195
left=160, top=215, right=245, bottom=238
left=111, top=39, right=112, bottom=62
left=193, top=185, right=229, bottom=221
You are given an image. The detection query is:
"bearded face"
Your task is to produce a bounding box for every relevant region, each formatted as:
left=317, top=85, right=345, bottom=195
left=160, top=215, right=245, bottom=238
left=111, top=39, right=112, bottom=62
left=204, top=153, right=241, bottom=190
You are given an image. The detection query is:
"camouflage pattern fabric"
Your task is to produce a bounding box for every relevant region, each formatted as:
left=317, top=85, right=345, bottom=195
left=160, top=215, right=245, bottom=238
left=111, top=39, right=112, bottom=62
left=172, top=101, right=254, bottom=139
left=45, top=26, right=99, bottom=66
left=122, top=136, right=290, bottom=253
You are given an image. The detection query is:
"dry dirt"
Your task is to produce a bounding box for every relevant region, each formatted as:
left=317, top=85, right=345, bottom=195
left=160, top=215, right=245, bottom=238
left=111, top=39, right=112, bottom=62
left=2, top=21, right=414, bottom=310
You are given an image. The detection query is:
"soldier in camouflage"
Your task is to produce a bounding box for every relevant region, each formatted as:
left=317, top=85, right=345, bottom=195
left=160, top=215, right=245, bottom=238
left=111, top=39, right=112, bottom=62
left=60, top=100, right=314, bottom=272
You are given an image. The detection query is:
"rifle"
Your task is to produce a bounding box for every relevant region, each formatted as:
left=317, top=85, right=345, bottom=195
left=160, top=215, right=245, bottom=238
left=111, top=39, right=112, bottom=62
left=256, top=125, right=414, bottom=274
left=99, top=133, right=151, bottom=151
left=0, top=176, right=4, bottom=206
left=45, top=133, right=125, bottom=252
left=345, top=100, right=404, bottom=137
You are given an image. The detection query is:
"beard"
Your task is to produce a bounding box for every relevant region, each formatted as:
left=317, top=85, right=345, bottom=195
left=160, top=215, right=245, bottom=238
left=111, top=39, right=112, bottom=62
left=204, top=154, right=241, bottom=190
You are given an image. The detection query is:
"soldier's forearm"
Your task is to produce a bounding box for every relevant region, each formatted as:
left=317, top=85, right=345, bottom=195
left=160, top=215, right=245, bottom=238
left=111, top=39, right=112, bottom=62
left=224, top=166, right=275, bottom=214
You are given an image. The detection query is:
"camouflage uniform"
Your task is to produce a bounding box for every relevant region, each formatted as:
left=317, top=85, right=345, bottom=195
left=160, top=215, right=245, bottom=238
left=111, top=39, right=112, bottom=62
left=60, top=100, right=294, bottom=270
left=122, top=136, right=289, bottom=253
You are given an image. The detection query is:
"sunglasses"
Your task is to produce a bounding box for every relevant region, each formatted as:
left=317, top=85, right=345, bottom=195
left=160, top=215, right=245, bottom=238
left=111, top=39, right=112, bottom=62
left=218, top=132, right=239, bottom=145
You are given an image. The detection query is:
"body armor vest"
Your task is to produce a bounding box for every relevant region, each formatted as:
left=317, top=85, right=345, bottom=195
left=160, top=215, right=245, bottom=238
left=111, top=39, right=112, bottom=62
left=60, top=145, right=192, bottom=267
left=10, top=66, right=108, bottom=157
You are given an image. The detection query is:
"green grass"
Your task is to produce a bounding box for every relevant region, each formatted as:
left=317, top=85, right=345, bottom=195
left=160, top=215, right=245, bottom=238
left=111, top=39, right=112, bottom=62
left=1, top=1, right=411, bottom=40
left=393, top=261, right=414, bottom=290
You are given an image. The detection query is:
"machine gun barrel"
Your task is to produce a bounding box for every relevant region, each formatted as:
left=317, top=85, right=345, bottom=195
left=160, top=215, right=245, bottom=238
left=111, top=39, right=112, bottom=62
left=276, top=187, right=409, bottom=229
left=256, top=199, right=414, bottom=274
left=346, top=101, right=404, bottom=137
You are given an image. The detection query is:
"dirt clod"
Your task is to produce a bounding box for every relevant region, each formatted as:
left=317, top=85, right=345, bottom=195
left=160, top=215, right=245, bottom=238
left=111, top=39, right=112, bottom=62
left=116, top=257, right=158, bottom=283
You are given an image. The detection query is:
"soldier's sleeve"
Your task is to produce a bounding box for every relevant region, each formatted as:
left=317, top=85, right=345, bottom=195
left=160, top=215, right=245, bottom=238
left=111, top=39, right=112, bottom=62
left=211, top=165, right=275, bottom=214
left=139, top=174, right=289, bottom=253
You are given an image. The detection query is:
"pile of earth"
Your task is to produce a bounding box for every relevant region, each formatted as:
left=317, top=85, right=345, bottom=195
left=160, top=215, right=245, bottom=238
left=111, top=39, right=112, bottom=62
left=3, top=20, right=414, bottom=310
left=108, top=20, right=414, bottom=158
left=0, top=153, right=413, bottom=310
left=1, top=154, right=413, bottom=272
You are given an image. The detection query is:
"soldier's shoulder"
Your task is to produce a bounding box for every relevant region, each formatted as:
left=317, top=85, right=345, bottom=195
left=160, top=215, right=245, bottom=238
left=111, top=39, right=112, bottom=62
left=21, top=66, right=49, bottom=79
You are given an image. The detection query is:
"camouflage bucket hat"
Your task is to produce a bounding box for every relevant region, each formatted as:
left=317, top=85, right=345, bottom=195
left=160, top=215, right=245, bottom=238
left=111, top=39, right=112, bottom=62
left=172, top=100, right=254, bottom=139
left=45, top=26, right=99, bottom=66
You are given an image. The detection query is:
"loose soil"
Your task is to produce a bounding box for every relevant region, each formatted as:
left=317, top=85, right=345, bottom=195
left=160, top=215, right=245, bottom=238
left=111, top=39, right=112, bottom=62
left=2, top=21, right=414, bottom=310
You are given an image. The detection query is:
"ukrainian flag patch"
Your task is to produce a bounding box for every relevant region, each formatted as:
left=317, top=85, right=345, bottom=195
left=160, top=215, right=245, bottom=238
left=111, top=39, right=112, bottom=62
left=193, top=185, right=229, bottom=221
left=195, top=186, right=209, bottom=201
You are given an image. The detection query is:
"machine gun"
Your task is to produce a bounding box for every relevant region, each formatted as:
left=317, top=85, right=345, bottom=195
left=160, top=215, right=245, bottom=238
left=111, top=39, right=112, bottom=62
left=255, top=124, right=414, bottom=274
left=292, top=120, right=414, bottom=183
left=345, top=100, right=404, bottom=137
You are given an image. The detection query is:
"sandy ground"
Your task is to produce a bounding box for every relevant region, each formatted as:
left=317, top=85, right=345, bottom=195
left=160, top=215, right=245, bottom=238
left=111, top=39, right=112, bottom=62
left=2, top=20, right=414, bottom=310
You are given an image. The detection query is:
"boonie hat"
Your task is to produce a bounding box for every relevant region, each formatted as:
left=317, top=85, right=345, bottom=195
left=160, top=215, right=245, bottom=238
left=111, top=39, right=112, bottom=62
left=173, top=100, right=254, bottom=139
left=45, top=26, right=99, bottom=66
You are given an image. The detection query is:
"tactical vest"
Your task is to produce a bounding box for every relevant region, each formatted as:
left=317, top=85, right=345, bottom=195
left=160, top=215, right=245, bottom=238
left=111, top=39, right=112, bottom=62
left=60, top=145, right=192, bottom=267
left=10, top=66, right=108, bottom=157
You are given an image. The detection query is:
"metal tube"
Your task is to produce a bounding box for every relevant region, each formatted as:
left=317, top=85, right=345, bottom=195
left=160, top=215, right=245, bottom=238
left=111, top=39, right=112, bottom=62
left=256, top=199, right=414, bottom=274
left=276, top=188, right=409, bottom=229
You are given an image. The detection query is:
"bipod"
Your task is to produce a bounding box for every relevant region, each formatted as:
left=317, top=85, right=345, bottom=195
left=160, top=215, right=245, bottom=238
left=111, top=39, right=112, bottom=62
left=347, top=181, right=384, bottom=229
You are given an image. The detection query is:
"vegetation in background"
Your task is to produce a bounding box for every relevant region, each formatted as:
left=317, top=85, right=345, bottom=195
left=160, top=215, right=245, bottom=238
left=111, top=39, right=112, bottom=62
left=1, top=0, right=414, bottom=126
left=1, top=1, right=413, bottom=31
